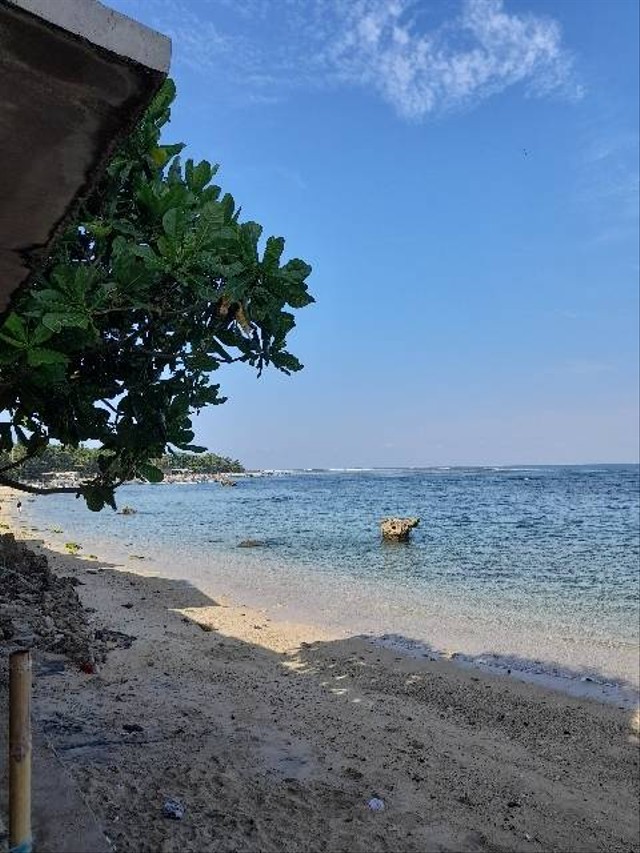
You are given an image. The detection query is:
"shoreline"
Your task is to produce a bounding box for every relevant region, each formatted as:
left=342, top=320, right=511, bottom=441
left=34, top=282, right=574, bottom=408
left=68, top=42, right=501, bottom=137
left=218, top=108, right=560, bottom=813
left=20, top=486, right=640, bottom=711
left=2, top=488, right=640, bottom=852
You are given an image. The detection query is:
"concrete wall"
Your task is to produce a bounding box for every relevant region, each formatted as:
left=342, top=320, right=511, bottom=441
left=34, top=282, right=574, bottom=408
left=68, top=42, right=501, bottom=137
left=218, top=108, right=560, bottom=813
left=0, top=0, right=170, bottom=311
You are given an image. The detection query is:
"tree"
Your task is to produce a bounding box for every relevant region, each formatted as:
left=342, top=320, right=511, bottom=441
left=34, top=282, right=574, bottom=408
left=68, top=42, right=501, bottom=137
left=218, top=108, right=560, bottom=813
left=0, top=80, right=313, bottom=510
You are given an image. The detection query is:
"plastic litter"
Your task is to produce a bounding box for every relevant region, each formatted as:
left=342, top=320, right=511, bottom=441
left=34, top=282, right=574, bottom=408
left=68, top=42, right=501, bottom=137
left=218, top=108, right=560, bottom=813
left=162, top=798, right=186, bottom=820
left=367, top=798, right=385, bottom=811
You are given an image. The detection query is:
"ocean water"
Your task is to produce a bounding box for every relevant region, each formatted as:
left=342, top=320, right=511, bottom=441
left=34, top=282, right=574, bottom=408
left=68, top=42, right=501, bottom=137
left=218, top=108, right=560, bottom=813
left=25, top=464, right=640, bottom=702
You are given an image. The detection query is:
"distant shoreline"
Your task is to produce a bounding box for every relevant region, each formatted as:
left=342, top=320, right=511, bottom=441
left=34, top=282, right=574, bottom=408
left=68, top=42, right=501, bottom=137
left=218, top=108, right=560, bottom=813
left=6, top=461, right=640, bottom=493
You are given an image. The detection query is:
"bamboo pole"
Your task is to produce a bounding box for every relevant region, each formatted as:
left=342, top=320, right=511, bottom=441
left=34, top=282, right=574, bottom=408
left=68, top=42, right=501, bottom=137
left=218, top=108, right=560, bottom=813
left=9, top=649, right=32, bottom=853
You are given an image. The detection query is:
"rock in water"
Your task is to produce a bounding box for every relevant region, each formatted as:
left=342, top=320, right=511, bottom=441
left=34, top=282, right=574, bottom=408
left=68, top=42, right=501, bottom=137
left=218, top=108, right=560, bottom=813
left=237, top=539, right=267, bottom=548
left=379, top=517, right=420, bottom=541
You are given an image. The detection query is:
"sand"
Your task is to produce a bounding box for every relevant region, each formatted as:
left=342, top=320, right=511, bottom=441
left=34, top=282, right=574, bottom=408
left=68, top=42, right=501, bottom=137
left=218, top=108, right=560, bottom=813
left=1, top=491, right=639, bottom=852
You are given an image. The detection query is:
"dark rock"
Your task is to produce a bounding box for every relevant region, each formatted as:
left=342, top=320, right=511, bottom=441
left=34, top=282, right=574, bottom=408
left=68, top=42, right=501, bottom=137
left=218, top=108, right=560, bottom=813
left=162, top=798, right=186, bottom=820
left=94, top=628, right=137, bottom=649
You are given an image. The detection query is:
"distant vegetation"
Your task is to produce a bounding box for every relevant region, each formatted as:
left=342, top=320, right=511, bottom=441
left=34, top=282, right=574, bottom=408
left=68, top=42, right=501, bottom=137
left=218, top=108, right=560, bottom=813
left=0, top=446, right=244, bottom=480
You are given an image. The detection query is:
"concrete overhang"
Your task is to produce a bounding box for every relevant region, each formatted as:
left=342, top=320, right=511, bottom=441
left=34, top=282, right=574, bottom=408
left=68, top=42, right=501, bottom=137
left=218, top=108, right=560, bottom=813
left=0, top=0, right=171, bottom=312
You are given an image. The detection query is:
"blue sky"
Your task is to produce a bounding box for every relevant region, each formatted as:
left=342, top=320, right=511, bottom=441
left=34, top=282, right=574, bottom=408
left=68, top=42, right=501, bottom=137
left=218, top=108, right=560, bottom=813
left=112, top=0, right=638, bottom=468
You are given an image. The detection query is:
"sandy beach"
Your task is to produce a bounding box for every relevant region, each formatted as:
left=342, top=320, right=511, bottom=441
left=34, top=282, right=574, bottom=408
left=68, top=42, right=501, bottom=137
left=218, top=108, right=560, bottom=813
left=1, top=490, right=639, bottom=853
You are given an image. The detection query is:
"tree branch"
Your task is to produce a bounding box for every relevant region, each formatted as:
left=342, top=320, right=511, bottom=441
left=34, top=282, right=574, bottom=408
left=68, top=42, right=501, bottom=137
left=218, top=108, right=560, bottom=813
left=0, top=475, right=80, bottom=496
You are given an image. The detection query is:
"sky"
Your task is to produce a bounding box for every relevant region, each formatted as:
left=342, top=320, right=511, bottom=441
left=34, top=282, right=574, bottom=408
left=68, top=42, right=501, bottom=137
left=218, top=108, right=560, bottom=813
left=111, top=0, right=639, bottom=468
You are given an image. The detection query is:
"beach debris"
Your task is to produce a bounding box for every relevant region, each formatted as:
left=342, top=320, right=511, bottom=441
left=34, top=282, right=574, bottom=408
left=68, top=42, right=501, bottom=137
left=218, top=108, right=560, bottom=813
left=162, top=798, right=186, bottom=820
left=0, top=533, right=104, bottom=666
left=94, top=628, right=137, bottom=649
left=379, top=517, right=420, bottom=541
left=342, top=767, right=364, bottom=781
left=237, top=539, right=267, bottom=548
left=367, top=798, right=385, bottom=812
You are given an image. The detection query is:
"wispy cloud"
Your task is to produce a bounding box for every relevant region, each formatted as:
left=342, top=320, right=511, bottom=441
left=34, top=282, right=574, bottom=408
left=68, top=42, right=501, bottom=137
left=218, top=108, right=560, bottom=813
left=576, top=129, right=639, bottom=244
left=136, top=0, right=580, bottom=120
left=325, top=0, right=581, bottom=118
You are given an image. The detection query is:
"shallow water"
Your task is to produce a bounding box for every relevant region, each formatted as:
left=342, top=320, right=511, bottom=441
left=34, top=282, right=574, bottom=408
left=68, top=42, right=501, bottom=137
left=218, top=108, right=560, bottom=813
left=27, top=464, right=640, bottom=702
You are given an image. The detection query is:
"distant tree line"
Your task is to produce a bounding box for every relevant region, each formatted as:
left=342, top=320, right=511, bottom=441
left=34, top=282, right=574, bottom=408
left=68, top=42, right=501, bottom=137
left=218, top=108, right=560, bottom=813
left=0, top=446, right=244, bottom=479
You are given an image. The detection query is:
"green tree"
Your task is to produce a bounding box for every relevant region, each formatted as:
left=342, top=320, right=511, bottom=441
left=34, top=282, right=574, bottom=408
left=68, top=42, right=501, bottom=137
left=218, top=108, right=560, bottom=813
left=0, top=81, right=313, bottom=510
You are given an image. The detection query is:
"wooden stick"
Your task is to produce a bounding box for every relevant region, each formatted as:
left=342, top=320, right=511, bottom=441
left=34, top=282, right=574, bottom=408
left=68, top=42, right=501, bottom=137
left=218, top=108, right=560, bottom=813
left=9, top=649, right=32, bottom=853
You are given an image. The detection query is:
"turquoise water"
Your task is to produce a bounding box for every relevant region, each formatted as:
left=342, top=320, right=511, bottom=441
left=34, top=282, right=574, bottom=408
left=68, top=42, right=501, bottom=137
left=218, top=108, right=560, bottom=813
left=26, top=464, right=640, bottom=698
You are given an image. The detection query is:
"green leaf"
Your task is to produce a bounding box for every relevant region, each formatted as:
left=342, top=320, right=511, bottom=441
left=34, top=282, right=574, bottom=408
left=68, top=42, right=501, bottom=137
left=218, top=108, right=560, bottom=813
left=262, top=236, right=285, bottom=271
left=42, top=311, right=89, bottom=332
left=131, top=244, right=160, bottom=267
left=112, top=220, right=139, bottom=237
left=30, top=324, right=55, bottom=346
left=162, top=208, right=179, bottom=238
left=150, top=147, right=169, bottom=168
left=0, top=313, right=28, bottom=347
left=81, top=483, right=116, bottom=512
left=26, top=348, right=69, bottom=367
left=186, top=159, right=213, bottom=193
left=139, top=462, right=164, bottom=483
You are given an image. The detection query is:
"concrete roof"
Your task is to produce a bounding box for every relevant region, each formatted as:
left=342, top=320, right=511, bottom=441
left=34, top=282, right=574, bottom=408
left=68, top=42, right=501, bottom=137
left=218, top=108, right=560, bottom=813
left=0, top=0, right=171, bottom=312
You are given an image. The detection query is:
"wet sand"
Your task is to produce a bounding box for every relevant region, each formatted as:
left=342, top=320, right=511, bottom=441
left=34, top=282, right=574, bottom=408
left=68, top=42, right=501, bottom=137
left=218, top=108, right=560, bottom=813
left=2, top=493, right=639, bottom=852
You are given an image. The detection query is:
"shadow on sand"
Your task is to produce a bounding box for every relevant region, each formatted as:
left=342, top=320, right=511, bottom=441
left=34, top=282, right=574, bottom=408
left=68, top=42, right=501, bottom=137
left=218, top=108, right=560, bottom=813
left=3, top=532, right=640, bottom=853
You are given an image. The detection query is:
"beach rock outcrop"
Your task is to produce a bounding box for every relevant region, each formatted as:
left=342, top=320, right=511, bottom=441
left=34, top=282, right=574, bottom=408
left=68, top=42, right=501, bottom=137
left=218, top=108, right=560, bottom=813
left=380, top=517, right=420, bottom=541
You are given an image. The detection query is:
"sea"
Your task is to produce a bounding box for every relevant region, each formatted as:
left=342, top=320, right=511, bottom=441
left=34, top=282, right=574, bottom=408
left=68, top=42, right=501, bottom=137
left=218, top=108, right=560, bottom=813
left=25, top=464, right=640, bottom=706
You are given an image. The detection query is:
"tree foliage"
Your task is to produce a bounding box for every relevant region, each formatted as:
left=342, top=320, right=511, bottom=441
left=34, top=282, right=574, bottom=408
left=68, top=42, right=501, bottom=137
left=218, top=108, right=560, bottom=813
left=0, top=81, right=313, bottom=509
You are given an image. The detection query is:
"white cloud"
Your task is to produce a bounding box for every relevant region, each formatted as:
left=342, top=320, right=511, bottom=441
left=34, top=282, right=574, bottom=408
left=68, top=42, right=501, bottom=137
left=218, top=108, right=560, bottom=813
left=326, top=0, right=580, bottom=118
left=136, top=0, right=581, bottom=120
